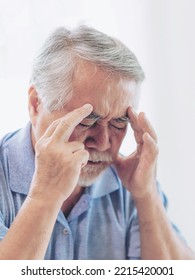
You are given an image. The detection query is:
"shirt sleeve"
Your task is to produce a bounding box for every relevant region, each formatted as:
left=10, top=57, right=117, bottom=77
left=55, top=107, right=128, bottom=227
left=126, top=182, right=185, bottom=260
left=126, top=212, right=141, bottom=260
left=157, top=183, right=186, bottom=242
left=0, top=159, right=11, bottom=240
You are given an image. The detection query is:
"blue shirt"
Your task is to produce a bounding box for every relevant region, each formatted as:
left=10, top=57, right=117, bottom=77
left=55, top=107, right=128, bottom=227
left=0, top=123, right=180, bottom=259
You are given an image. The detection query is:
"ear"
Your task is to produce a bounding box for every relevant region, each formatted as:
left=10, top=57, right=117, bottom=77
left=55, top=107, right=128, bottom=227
left=28, top=86, right=41, bottom=127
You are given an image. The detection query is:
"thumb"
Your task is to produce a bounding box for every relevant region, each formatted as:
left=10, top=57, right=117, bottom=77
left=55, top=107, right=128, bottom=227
left=73, top=149, right=89, bottom=168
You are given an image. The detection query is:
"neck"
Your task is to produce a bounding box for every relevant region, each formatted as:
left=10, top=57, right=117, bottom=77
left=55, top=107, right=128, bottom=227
left=61, top=185, right=83, bottom=216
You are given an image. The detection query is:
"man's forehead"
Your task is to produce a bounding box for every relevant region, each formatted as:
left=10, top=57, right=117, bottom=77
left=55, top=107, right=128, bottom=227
left=70, top=62, right=138, bottom=117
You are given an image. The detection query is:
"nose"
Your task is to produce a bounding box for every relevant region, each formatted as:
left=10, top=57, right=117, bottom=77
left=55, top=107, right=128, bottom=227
left=84, top=125, right=111, bottom=152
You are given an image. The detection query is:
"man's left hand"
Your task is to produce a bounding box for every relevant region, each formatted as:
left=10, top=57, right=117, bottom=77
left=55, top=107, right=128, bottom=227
left=114, top=107, right=159, bottom=200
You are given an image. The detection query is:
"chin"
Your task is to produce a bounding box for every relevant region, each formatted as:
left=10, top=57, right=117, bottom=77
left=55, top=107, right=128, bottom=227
left=78, top=162, right=109, bottom=187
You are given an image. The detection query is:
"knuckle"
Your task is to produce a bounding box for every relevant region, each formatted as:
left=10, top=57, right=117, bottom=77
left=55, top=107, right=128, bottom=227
left=60, top=118, right=72, bottom=129
left=66, top=141, right=84, bottom=152
left=51, top=119, right=59, bottom=128
left=35, top=138, right=56, bottom=156
left=35, top=138, right=45, bottom=152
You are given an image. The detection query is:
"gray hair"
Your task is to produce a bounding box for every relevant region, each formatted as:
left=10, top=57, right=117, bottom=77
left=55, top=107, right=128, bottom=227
left=30, top=25, right=145, bottom=111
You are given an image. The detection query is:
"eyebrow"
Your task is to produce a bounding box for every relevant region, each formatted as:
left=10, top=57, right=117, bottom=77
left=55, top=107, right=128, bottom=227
left=85, top=112, right=101, bottom=120
left=113, top=116, right=130, bottom=123
left=85, top=112, right=129, bottom=122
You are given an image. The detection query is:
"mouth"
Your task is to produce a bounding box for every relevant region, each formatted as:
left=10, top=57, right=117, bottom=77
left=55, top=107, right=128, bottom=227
left=87, top=160, right=103, bottom=165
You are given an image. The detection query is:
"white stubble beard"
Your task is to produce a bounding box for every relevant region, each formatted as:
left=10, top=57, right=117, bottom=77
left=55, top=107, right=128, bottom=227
left=77, top=151, right=114, bottom=187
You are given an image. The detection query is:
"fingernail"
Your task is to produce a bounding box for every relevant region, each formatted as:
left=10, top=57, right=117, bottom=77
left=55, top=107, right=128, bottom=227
left=83, top=104, right=93, bottom=110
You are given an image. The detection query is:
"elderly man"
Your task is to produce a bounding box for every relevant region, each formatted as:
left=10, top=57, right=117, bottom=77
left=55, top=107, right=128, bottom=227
left=0, top=25, right=194, bottom=260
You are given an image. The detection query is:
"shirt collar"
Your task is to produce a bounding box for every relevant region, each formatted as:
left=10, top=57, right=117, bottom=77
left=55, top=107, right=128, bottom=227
left=6, top=122, right=120, bottom=197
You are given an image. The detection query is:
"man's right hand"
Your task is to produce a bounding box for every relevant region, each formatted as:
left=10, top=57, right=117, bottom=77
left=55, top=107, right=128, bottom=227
left=29, top=104, right=93, bottom=204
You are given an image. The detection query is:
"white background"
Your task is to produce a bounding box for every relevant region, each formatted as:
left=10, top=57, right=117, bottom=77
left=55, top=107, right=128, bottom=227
left=0, top=0, right=195, bottom=252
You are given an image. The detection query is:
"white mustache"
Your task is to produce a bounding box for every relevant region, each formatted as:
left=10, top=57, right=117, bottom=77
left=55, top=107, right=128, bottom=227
left=88, top=151, right=113, bottom=163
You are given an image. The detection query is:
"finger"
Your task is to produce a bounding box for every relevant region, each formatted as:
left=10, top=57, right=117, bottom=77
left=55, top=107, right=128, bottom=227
left=127, top=107, right=144, bottom=144
left=44, top=104, right=93, bottom=140
left=142, top=132, right=159, bottom=165
left=127, top=107, right=142, bottom=132
left=139, top=113, right=158, bottom=143
left=65, top=141, right=84, bottom=153
left=73, top=149, right=89, bottom=168
left=43, top=118, right=62, bottom=138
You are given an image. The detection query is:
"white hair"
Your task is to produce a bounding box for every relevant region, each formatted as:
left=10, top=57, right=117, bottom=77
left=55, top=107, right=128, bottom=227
left=30, top=25, right=145, bottom=111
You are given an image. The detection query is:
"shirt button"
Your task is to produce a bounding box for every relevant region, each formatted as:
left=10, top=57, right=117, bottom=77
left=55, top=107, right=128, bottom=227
left=63, top=228, right=69, bottom=235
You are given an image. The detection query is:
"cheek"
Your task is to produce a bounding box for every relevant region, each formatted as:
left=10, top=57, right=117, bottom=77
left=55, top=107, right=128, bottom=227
left=110, top=130, right=127, bottom=152
left=109, top=138, right=123, bottom=162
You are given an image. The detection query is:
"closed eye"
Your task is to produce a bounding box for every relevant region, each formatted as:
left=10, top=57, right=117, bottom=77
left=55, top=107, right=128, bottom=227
left=78, top=115, right=129, bottom=130
left=79, top=123, right=127, bottom=132
left=79, top=120, right=97, bottom=128
left=79, top=123, right=94, bottom=127
left=110, top=124, right=128, bottom=130
left=79, top=112, right=100, bottom=128
left=110, top=117, right=129, bottom=130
